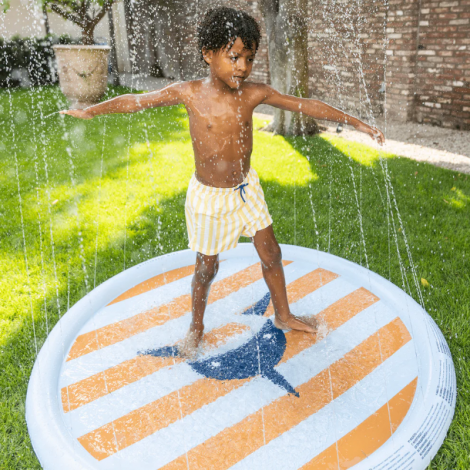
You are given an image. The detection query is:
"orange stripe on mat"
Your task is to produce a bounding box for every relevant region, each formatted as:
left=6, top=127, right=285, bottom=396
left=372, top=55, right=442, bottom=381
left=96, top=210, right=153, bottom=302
left=264, top=268, right=339, bottom=318
left=67, top=261, right=291, bottom=362
left=280, top=287, right=379, bottom=362
left=107, top=264, right=196, bottom=306
left=159, top=318, right=411, bottom=470
left=62, top=322, right=249, bottom=413
left=64, top=267, right=339, bottom=412
left=302, top=378, right=418, bottom=469
left=77, top=288, right=381, bottom=460
left=78, top=377, right=251, bottom=461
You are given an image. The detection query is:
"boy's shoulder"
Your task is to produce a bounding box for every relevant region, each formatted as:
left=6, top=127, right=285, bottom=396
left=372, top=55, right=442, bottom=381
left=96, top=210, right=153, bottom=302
left=177, top=79, right=204, bottom=92
left=242, top=81, right=273, bottom=93
left=156, top=79, right=200, bottom=96
left=242, top=81, right=277, bottom=103
left=166, top=80, right=275, bottom=104
left=165, top=79, right=207, bottom=101
left=172, top=79, right=271, bottom=92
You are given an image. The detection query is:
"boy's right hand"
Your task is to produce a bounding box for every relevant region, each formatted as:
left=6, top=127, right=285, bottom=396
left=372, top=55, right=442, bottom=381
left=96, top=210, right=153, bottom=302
left=60, top=109, right=94, bottom=119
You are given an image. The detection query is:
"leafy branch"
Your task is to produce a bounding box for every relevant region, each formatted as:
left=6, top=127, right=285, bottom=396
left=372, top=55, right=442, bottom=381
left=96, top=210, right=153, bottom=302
left=38, top=0, right=116, bottom=44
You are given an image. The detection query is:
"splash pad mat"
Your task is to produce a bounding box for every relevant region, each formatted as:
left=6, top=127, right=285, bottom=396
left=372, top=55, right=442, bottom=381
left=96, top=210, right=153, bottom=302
left=26, top=244, right=455, bottom=470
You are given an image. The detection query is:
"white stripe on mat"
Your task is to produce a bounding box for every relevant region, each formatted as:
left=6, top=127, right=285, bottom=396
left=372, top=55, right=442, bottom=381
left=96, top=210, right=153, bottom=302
left=63, top=272, right=356, bottom=434
left=94, top=302, right=395, bottom=469
left=231, top=340, right=418, bottom=470
left=60, top=261, right=325, bottom=387
left=79, top=258, right=253, bottom=334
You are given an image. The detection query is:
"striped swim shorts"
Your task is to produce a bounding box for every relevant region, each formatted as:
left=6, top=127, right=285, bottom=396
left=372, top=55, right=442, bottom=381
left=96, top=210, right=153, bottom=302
left=185, top=167, right=273, bottom=256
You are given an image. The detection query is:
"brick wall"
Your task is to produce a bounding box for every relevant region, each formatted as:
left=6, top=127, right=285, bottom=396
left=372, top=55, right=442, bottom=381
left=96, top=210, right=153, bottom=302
left=131, top=0, right=469, bottom=128
left=307, top=0, right=387, bottom=119
left=414, top=0, right=470, bottom=129
left=384, top=0, right=422, bottom=122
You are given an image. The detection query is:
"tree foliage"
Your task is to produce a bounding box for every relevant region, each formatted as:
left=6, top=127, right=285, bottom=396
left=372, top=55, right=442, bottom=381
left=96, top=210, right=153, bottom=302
left=1, top=0, right=116, bottom=45
left=0, top=34, right=78, bottom=87
left=46, top=0, right=116, bottom=44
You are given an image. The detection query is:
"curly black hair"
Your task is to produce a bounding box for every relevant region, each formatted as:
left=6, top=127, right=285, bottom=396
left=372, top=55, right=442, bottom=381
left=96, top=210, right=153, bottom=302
left=197, top=7, right=261, bottom=65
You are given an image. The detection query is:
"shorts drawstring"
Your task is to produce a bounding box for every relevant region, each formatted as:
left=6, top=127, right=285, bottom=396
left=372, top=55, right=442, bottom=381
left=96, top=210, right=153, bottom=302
left=186, top=167, right=273, bottom=255
left=234, top=182, right=249, bottom=203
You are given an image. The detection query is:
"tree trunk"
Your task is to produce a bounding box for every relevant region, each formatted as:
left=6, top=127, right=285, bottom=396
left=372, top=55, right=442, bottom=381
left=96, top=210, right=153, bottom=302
left=42, top=3, right=51, bottom=35
left=82, top=23, right=95, bottom=45
left=152, top=0, right=185, bottom=80
left=123, top=0, right=149, bottom=74
left=260, top=0, right=319, bottom=136
left=108, top=6, right=120, bottom=85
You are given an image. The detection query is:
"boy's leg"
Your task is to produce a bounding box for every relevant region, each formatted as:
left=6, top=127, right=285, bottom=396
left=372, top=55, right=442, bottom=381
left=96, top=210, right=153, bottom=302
left=191, top=252, right=219, bottom=334
left=252, top=225, right=316, bottom=334
left=180, top=252, right=219, bottom=357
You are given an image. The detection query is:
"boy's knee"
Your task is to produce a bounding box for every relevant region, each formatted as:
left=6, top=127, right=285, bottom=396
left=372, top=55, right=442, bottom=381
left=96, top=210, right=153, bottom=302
left=260, top=242, right=282, bottom=268
left=195, top=266, right=218, bottom=286
left=194, top=255, right=219, bottom=285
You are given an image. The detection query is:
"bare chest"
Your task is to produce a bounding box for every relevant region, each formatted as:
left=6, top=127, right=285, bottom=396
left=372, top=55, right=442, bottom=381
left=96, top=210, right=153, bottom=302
left=185, top=96, right=254, bottom=140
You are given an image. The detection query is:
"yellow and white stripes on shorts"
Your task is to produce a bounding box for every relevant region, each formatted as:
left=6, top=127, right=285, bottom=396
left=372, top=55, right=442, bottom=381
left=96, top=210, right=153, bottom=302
left=185, top=167, right=273, bottom=256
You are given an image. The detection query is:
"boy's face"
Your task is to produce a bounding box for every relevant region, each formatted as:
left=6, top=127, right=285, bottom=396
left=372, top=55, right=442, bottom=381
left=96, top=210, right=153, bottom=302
left=203, top=37, right=256, bottom=90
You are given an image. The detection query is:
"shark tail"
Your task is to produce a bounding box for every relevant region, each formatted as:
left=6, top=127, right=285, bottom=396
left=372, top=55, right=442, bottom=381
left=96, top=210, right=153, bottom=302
left=262, top=368, right=300, bottom=398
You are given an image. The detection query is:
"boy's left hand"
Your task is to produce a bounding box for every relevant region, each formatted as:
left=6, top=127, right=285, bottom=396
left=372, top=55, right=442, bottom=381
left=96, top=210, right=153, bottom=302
left=355, top=123, right=385, bottom=145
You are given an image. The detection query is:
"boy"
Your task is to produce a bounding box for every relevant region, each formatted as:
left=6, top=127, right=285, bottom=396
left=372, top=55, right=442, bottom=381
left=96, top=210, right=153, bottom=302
left=62, top=7, right=385, bottom=356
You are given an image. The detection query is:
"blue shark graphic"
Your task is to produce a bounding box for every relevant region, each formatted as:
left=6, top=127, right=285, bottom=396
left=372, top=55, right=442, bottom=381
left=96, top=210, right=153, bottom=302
left=140, top=293, right=299, bottom=397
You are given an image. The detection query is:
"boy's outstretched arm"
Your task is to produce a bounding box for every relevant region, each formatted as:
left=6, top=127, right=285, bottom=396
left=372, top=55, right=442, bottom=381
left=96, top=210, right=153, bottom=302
left=259, top=85, right=385, bottom=145
left=60, top=82, right=185, bottom=119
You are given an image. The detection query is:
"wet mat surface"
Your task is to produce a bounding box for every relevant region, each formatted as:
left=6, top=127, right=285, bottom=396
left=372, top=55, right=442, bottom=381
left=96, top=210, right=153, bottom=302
left=26, top=244, right=455, bottom=470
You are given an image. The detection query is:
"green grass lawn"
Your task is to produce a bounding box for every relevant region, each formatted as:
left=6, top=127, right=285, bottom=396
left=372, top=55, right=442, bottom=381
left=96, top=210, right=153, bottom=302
left=1, top=86, right=469, bottom=469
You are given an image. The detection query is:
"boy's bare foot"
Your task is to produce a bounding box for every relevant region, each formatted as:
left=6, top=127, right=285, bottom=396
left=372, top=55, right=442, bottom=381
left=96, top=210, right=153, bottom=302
left=273, top=314, right=318, bottom=334
left=177, top=328, right=204, bottom=359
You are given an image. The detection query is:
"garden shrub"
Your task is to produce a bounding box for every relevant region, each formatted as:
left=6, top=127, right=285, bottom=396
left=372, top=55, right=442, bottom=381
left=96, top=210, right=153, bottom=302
left=0, top=34, right=80, bottom=87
